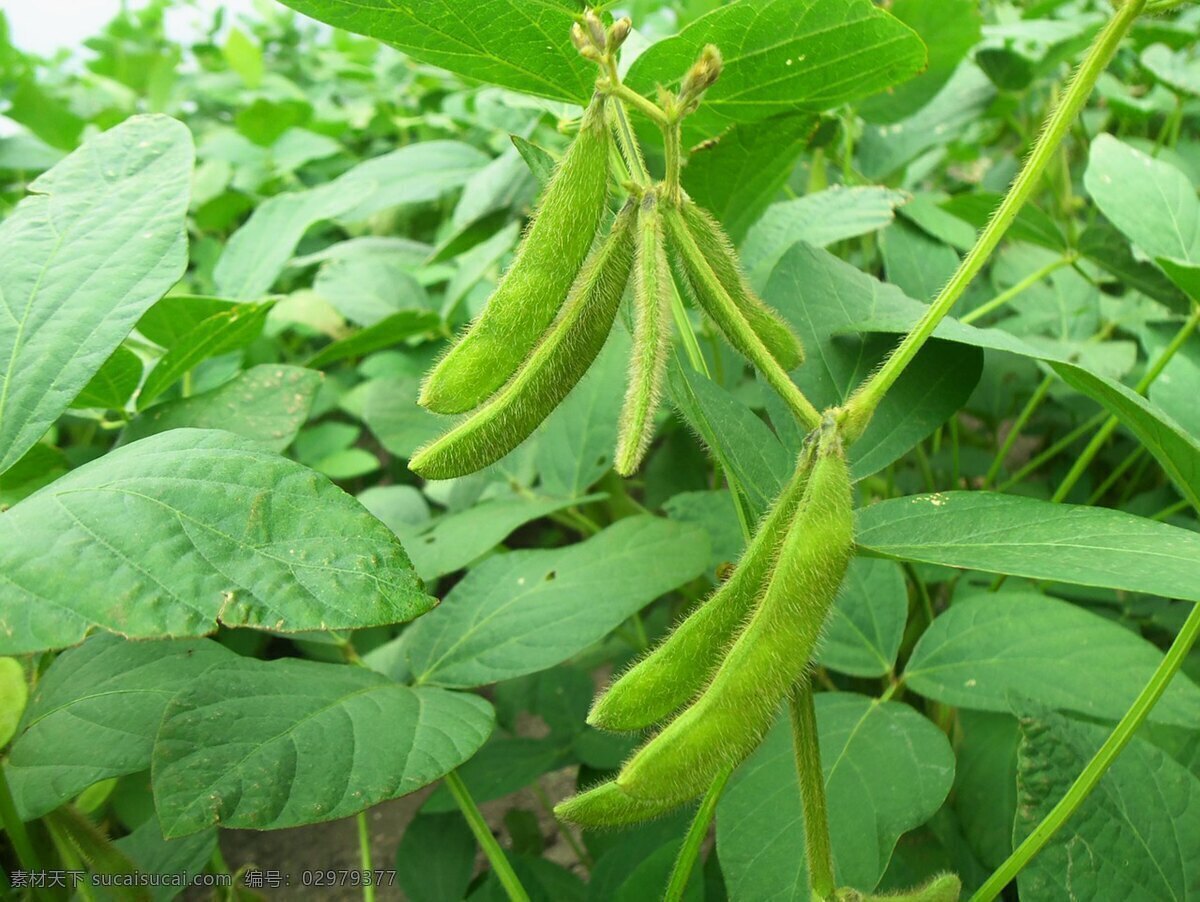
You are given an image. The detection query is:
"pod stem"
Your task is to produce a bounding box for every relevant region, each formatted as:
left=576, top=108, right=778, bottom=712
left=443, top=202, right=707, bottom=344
left=356, top=811, right=375, bottom=902
left=844, top=0, right=1148, bottom=441
left=0, top=764, right=41, bottom=875
left=970, top=598, right=1200, bottom=902
left=444, top=770, right=531, bottom=902
left=663, top=766, right=731, bottom=902
left=791, top=677, right=836, bottom=901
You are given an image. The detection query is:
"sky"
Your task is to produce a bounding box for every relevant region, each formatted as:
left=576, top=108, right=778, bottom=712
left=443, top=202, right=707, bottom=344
left=2, top=0, right=259, bottom=56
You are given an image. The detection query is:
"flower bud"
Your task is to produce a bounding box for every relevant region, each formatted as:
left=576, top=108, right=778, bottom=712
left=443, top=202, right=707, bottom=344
left=584, top=9, right=606, bottom=50
left=608, top=17, right=632, bottom=51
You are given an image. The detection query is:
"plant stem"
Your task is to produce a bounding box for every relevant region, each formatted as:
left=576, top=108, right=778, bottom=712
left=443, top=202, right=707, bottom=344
left=997, top=411, right=1108, bottom=492
left=1052, top=306, right=1200, bottom=502
left=607, top=94, right=652, bottom=186
left=845, top=0, right=1147, bottom=439
left=444, top=771, right=530, bottom=902
left=0, top=765, right=41, bottom=874
left=356, top=811, right=376, bottom=902
left=970, top=598, right=1200, bottom=902
left=960, top=255, right=1076, bottom=325
left=1086, top=445, right=1145, bottom=504
left=664, top=767, right=731, bottom=902
left=984, top=373, right=1054, bottom=487
left=790, top=681, right=836, bottom=901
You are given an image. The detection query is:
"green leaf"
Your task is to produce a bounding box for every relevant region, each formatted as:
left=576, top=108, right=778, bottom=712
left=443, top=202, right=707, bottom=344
left=625, top=0, right=925, bottom=137
left=5, top=635, right=233, bottom=820
left=0, top=429, right=435, bottom=653
left=313, top=258, right=430, bottom=327
left=363, top=376, right=446, bottom=460
left=682, top=114, right=815, bottom=243
left=1015, top=710, right=1200, bottom=901
left=113, top=819, right=217, bottom=902
left=856, top=492, right=1200, bottom=603
left=151, top=656, right=494, bottom=836
left=136, top=296, right=238, bottom=349
left=954, top=711, right=1019, bottom=870
left=906, top=591, right=1200, bottom=727
left=0, top=442, right=67, bottom=507
left=0, top=115, right=193, bottom=475
left=71, top=346, right=144, bottom=411
left=717, top=694, right=954, bottom=898
left=137, top=301, right=274, bottom=408
left=223, top=27, right=264, bottom=88
left=421, top=736, right=561, bottom=814
left=1141, top=42, right=1200, bottom=98
left=396, top=813, right=477, bottom=902
left=307, top=311, right=441, bottom=369
left=0, top=657, right=27, bottom=748
left=817, top=557, right=908, bottom=678
left=215, top=141, right=488, bottom=300
left=391, top=516, right=709, bottom=688
left=122, top=365, right=322, bottom=452
left=277, top=0, right=593, bottom=102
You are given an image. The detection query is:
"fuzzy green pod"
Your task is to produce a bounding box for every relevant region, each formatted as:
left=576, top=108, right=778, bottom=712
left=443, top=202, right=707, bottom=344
left=419, top=94, right=612, bottom=414
left=553, top=778, right=680, bottom=829
left=409, top=203, right=637, bottom=480
left=837, top=873, right=962, bottom=902
left=614, top=194, right=674, bottom=476
left=680, top=201, right=803, bottom=369
left=588, top=445, right=816, bottom=732
left=615, top=422, right=854, bottom=806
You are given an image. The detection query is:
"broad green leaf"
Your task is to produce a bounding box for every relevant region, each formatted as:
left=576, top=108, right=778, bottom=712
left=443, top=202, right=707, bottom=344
left=668, top=363, right=790, bottom=519
left=1015, top=710, right=1200, bottom=901
left=363, top=376, right=445, bottom=460
left=137, top=301, right=274, bottom=408
left=859, top=0, right=983, bottom=124
left=0, top=657, right=26, bottom=748
left=1145, top=321, right=1200, bottom=439
left=954, top=711, right=1019, bottom=869
left=314, top=258, right=430, bottom=327
left=625, top=0, right=925, bottom=137
left=682, top=114, right=815, bottom=243
left=71, top=346, right=143, bottom=411
left=742, top=186, right=910, bottom=281
left=307, top=311, right=441, bottom=369
left=122, top=365, right=322, bottom=452
left=223, top=27, right=264, bottom=88
left=391, top=516, right=709, bottom=688
left=856, top=492, right=1200, bottom=603
left=5, top=78, right=85, bottom=150
left=405, top=494, right=596, bottom=583
left=151, top=657, right=494, bottom=836
left=396, top=813, right=477, bottom=902
left=136, top=296, right=238, bottom=349
left=113, top=819, right=217, bottom=902
left=882, top=219, right=961, bottom=302
left=717, top=694, right=954, bottom=899
left=0, top=443, right=66, bottom=508
left=817, top=557, right=908, bottom=678
left=0, top=115, right=193, bottom=475
left=6, top=635, right=233, bottom=820
left=0, top=429, right=435, bottom=653
left=215, top=141, right=488, bottom=300
left=1142, top=42, right=1200, bottom=98
left=421, top=736, right=561, bottom=814
left=906, top=591, right=1200, bottom=727
left=276, top=0, right=594, bottom=104
left=1084, top=134, right=1200, bottom=300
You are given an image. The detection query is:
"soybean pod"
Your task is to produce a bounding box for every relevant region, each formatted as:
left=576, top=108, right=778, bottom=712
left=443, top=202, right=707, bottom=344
left=614, top=421, right=854, bottom=805
left=680, top=200, right=804, bottom=370
left=614, top=193, right=673, bottom=476
left=409, top=203, right=637, bottom=480
left=419, top=94, right=612, bottom=415
left=554, top=778, right=680, bottom=829
left=588, top=444, right=817, bottom=732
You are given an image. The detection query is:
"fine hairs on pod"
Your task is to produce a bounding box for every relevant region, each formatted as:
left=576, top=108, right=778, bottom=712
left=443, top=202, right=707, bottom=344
left=419, top=93, right=612, bottom=415
left=409, top=202, right=637, bottom=480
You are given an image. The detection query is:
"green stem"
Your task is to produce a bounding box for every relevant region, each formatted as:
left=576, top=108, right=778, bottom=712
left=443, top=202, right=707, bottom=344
left=970, top=599, right=1200, bottom=902
left=790, top=682, right=835, bottom=901
left=997, top=411, right=1108, bottom=492
left=1086, top=445, right=1145, bottom=504
left=845, top=0, right=1146, bottom=439
left=960, top=255, right=1076, bottom=325
left=444, top=771, right=530, bottom=902
left=607, top=95, right=652, bottom=186
left=1151, top=498, right=1190, bottom=521
left=1052, top=306, right=1200, bottom=502
left=0, top=765, right=40, bottom=874
left=357, top=811, right=375, bottom=902
left=984, top=373, right=1054, bottom=487
left=664, top=767, right=730, bottom=902
left=607, top=80, right=671, bottom=130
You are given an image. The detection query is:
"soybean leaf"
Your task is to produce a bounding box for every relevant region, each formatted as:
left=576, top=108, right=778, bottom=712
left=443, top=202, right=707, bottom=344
left=954, top=711, right=1020, bottom=869
left=1015, top=710, right=1200, bottom=901
left=122, top=365, right=322, bottom=452
left=363, top=376, right=446, bottom=460
left=0, top=115, right=193, bottom=475
left=421, top=737, right=561, bottom=814
left=905, top=591, right=1200, bottom=727
left=682, top=114, right=815, bottom=243
left=717, top=694, right=954, bottom=898
left=0, top=657, right=27, bottom=748
left=392, top=516, right=709, bottom=688
left=855, top=492, right=1200, bottom=602
left=306, top=311, right=441, bottom=369
left=0, top=429, right=435, bottom=654
left=113, top=819, right=218, bottom=902
left=313, top=259, right=430, bottom=327
left=817, top=557, right=908, bottom=678
left=625, top=0, right=926, bottom=137
left=71, top=346, right=143, bottom=411
left=396, top=813, right=477, bottom=902
left=137, top=301, right=274, bottom=408
left=136, top=296, right=238, bottom=349
left=0, top=443, right=67, bottom=508
left=215, top=142, right=488, bottom=300
left=6, top=635, right=234, bottom=820
left=1084, top=134, right=1200, bottom=300
left=151, top=657, right=494, bottom=836
left=275, top=0, right=594, bottom=104
left=1141, top=42, right=1200, bottom=98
